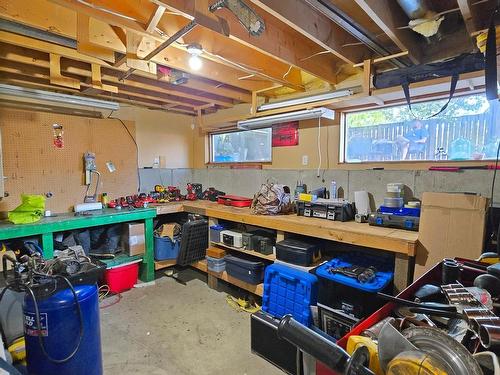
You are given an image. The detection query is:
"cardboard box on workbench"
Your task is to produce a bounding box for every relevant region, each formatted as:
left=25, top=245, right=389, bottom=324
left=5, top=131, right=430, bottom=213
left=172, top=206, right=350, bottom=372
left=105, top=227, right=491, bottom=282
left=414, top=192, right=489, bottom=279
left=121, top=222, right=145, bottom=256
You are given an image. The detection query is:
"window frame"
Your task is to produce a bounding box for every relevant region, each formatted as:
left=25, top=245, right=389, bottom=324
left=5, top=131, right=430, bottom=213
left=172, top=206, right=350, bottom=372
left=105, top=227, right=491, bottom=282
left=208, top=127, right=273, bottom=165
left=339, top=92, right=497, bottom=165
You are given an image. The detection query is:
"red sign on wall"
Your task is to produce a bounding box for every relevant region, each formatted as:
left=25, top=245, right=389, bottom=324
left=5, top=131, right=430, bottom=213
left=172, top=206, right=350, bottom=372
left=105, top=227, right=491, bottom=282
left=272, top=121, right=299, bottom=147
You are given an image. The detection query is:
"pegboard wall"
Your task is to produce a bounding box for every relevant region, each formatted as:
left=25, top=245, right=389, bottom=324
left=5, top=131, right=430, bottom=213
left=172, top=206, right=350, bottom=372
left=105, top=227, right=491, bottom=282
left=0, top=108, right=138, bottom=213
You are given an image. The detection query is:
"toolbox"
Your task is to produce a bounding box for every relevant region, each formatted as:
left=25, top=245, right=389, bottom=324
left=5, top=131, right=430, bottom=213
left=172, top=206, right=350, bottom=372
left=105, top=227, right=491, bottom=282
left=314, top=252, right=393, bottom=320
left=275, top=238, right=321, bottom=266
left=217, top=195, right=253, bottom=207
left=225, top=255, right=266, bottom=284
left=262, top=263, right=318, bottom=326
left=368, top=212, right=420, bottom=231
left=296, top=200, right=355, bottom=222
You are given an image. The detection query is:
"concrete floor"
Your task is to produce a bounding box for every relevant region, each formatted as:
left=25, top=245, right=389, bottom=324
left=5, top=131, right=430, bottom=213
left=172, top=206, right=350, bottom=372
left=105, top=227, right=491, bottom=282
left=100, top=268, right=284, bottom=375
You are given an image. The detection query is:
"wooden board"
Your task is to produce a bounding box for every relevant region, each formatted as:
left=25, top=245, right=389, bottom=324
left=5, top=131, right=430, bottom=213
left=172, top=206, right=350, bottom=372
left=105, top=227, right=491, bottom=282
left=211, top=241, right=276, bottom=261
left=181, top=201, right=418, bottom=256
left=191, top=259, right=264, bottom=297
left=0, top=108, right=138, bottom=213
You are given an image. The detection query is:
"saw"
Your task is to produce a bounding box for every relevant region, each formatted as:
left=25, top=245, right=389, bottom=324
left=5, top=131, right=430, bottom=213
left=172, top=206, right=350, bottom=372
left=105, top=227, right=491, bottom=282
left=209, top=0, right=265, bottom=36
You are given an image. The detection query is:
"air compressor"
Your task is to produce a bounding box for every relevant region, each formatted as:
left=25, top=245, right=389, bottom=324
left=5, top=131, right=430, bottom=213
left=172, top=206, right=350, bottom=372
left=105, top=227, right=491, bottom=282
left=2, top=248, right=105, bottom=375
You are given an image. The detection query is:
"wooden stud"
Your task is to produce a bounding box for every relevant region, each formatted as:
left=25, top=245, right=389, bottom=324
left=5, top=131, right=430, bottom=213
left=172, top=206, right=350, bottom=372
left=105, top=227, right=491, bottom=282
left=456, top=0, right=477, bottom=35
left=362, top=59, right=372, bottom=96
left=146, top=5, right=167, bottom=33
left=91, top=64, right=118, bottom=93
left=49, top=53, right=80, bottom=89
left=126, top=31, right=157, bottom=74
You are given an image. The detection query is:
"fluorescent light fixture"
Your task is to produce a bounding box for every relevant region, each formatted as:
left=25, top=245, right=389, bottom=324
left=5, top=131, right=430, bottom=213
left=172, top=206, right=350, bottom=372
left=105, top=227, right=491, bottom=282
left=0, top=83, right=119, bottom=111
left=257, top=89, right=353, bottom=112
left=237, top=107, right=334, bottom=130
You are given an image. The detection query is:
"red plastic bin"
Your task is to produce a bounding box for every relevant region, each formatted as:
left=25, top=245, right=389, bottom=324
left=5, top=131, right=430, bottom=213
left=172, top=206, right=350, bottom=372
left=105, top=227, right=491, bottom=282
left=104, top=262, right=139, bottom=293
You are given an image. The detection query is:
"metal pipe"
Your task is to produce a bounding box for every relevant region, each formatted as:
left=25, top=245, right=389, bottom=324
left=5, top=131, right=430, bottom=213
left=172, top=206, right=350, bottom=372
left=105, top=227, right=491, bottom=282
left=119, top=20, right=198, bottom=81
left=480, top=325, right=500, bottom=348
left=396, top=0, right=429, bottom=19
left=303, top=0, right=408, bottom=68
left=471, top=317, right=500, bottom=333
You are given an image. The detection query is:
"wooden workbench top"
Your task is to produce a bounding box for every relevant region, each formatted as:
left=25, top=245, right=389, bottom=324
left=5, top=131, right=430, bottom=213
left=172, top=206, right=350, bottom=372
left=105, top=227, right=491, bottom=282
left=154, top=201, right=418, bottom=256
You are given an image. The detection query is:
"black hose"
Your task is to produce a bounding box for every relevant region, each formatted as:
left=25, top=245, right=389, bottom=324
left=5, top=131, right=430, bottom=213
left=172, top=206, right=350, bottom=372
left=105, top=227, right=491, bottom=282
left=24, top=275, right=84, bottom=364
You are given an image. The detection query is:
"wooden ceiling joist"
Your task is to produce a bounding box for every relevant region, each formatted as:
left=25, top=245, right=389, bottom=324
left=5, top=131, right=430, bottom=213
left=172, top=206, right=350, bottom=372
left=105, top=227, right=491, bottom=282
left=354, top=0, right=423, bottom=64
left=0, top=41, right=240, bottom=107
left=248, top=0, right=374, bottom=65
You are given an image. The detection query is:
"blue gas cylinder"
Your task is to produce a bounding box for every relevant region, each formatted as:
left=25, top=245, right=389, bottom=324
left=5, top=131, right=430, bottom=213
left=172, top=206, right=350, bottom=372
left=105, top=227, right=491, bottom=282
left=23, top=284, right=103, bottom=375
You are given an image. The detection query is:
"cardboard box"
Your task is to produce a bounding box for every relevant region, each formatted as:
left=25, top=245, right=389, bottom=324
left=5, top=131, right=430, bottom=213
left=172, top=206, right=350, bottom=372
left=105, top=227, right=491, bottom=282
left=415, top=192, right=489, bottom=279
left=122, top=222, right=145, bottom=256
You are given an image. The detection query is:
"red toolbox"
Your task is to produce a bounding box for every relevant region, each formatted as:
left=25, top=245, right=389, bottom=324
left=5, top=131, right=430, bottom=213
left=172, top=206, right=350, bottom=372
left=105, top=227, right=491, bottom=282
left=217, top=195, right=252, bottom=207
left=317, top=258, right=487, bottom=375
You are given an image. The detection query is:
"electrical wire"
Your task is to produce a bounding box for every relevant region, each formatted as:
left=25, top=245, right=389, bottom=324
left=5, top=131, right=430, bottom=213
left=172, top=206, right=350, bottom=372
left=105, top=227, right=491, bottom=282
left=107, top=111, right=141, bottom=193
left=489, top=138, right=500, bottom=241
left=317, top=116, right=322, bottom=178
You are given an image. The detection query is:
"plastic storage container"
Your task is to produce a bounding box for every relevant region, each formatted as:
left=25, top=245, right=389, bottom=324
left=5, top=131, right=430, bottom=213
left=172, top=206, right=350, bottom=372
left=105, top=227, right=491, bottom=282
left=206, top=256, right=226, bottom=273
left=262, top=263, right=318, bottom=326
left=104, top=262, right=139, bottom=293
left=154, top=235, right=180, bottom=260
left=210, top=225, right=225, bottom=243
left=275, top=239, right=321, bottom=266
left=315, top=252, right=393, bottom=319
left=225, top=255, right=265, bottom=284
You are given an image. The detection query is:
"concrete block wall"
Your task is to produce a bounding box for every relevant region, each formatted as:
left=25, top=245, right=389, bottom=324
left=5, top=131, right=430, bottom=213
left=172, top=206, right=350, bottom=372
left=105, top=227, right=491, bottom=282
left=139, top=168, right=500, bottom=206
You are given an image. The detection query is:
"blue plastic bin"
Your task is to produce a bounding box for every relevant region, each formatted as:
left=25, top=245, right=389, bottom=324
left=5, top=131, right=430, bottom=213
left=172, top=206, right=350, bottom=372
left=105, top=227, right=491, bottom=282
left=206, top=256, right=226, bottom=273
left=154, top=235, right=180, bottom=260
left=262, top=263, right=318, bottom=326
left=315, top=252, right=394, bottom=319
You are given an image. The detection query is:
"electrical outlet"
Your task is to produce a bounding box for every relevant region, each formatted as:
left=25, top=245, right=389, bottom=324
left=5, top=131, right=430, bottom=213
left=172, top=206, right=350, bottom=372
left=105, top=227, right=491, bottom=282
left=302, top=155, right=308, bottom=166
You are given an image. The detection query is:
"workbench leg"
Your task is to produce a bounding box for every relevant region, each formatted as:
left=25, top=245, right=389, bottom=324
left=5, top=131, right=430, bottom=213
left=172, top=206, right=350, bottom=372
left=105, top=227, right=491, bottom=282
left=394, top=254, right=415, bottom=294
left=140, top=218, right=155, bottom=282
left=207, top=273, right=219, bottom=290
left=41, top=233, right=54, bottom=259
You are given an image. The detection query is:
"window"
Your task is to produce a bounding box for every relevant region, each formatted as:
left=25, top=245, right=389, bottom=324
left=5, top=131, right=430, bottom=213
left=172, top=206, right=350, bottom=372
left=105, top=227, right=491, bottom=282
left=211, top=128, right=272, bottom=163
left=342, top=94, right=499, bottom=163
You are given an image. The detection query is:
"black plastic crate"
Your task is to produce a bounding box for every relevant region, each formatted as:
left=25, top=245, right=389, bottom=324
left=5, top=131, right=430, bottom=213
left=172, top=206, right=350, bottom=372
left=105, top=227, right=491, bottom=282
left=177, top=219, right=208, bottom=266
left=225, top=255, right=265, bottom=284
left=275, top=238, right=321, bottom=266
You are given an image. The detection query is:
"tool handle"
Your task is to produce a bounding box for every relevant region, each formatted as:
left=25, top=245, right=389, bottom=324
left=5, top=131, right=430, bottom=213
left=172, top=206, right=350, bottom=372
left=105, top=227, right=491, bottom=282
left=277, top=315, right=373, bottom=375
left=377, top=292, right=456, bottom=311
left=409, top=307, right=465, bottom=319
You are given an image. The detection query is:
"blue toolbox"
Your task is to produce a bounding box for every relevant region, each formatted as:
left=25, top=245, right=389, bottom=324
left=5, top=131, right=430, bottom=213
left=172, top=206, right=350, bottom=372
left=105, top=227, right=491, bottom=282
left=262, top=263, right=318, bottom=326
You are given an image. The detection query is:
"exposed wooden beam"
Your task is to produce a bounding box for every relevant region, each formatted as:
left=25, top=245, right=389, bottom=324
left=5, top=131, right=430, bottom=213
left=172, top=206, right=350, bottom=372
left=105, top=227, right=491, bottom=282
left=248, top=0, right=372, bottom=65
left=146, top=4, right=166, bottom=33
left=0, top=30, right=272, bottom=93
left=354, top=0, right=423, bottom=64
left=0, top=41, right=242, bottom=105
left=456, top=0, right=477, bottom=35
left=90, top=63, right=118, bottom=93
left=0, top=55, right=229, bottom=109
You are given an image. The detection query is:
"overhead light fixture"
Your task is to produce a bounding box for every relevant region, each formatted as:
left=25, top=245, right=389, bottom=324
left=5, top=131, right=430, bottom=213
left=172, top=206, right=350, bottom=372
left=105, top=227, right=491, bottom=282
left=0, top=83, right=119, bottom=117
left=257, top=89, right=354, bottom=112
left=237, top=107, right=334, bottom=130
left=187, top=43, right=203, bottom=71
left=0, top=84, right=119, bottom=110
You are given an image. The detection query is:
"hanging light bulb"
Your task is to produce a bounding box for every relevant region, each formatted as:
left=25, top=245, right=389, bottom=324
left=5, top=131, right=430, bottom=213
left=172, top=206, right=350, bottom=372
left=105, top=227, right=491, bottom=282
left=187, top=43, right=203, bottom=71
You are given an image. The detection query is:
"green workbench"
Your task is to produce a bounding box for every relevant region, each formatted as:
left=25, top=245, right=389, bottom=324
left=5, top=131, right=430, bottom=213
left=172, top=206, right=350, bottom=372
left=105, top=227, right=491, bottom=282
left=0, top=208, right=157, bottom=282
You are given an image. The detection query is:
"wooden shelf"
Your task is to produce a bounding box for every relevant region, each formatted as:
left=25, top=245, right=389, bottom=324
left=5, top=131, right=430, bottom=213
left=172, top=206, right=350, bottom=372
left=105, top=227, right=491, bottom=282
left=154, top=259, right=177, bottom=270
left=192, top=260, right=264, bottom=297
left=211, top=242, right=275, bottom=261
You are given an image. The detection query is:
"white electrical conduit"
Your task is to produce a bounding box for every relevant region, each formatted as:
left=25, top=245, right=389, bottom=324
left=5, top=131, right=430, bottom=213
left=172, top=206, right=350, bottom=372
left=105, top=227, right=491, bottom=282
left=317, top=116, right=322, bottom=178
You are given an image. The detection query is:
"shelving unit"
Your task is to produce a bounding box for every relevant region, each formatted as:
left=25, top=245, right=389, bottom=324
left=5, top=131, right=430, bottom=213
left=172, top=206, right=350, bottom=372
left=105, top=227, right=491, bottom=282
left=210, top=241, right=276, bottom=261
left=154, top=259, right=177, bottom=270
left=192, top=260, right=264, bottom=297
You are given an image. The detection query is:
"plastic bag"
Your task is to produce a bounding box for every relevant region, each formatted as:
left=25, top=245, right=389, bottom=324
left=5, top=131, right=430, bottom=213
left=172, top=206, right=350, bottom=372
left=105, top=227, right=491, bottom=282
left=8, top=194, right=45, bottom=224
left=251, top=183, right=293, bottom=215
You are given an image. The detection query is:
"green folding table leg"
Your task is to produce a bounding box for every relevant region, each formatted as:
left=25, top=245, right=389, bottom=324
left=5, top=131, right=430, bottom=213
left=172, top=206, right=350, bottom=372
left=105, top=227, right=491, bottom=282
left=41, top=233, right=54, bottom=259
left=139, top=217, right=155, bottom=282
